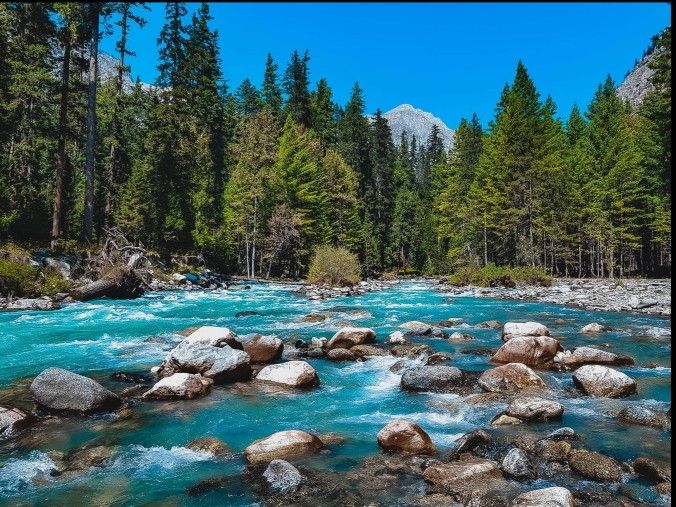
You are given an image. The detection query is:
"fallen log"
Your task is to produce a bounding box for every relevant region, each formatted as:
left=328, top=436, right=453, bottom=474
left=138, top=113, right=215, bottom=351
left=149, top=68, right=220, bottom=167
left=70, top=268, right=144, bottom=301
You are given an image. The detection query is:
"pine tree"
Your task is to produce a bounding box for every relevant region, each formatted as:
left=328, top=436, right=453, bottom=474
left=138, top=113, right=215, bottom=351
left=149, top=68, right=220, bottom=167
left=261, top=53, right=282, bottom=117
left=157, top=2, right=187, bottom=89
left=321, top=149, right=361, bottom=251
left=282, top=49, right=312, bottom=128
left=337, top=82, right=371, bottom=198
left=310, top=78, right=337, bottom=148
left=236, top=78, right=263, bottom=116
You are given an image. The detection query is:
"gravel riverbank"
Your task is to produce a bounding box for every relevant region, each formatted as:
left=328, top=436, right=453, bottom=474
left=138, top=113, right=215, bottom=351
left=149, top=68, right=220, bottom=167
left=440, top=278, right=671, bottom=316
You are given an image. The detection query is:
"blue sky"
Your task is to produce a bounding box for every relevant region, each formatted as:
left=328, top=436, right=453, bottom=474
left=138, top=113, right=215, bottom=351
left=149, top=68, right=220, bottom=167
left=100, top=2, right=670, bottom=129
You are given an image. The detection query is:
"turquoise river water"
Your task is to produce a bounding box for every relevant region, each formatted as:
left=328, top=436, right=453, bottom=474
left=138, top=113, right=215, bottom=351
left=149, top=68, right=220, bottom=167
left=0, top=281, right=671, bottom=505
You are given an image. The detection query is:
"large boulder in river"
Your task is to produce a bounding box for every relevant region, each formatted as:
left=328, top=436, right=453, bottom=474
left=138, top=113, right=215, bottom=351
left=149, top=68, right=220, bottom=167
left=423, top=458, right=502, bottom=495
left=580, top=322, right=609, bottom=334
left=511, top=487, right=573, bottom=507
left=400, top=365, right=463, bottom=393
left=501, top=447, right=533, bottom=479
left=255, top=361, right=319, bottom=388
left=376, top=419, right=436, bottom=455
left=142, top=373, right=213, bottom=400
left=505, top=396, right=564, bottom=422
left=572, top=365, right=636, bottom=398
left=184, top=326, right=242, bottom=349
left=568, top=449, right=623, bottom=482
left=618, top=405, right=671, bottom=430
left=557, top=346, right=634, bottom=368
left=501, top=322, right=550, bottom=341
left=242, top=334, right=283, bottom=363
left=327, top=327, right=376, bottom=349
left=399, top=321, right=446, bottom=337
left=244, top=430, right=324, bottom=464
left=491, top=336, right=561, bottom=367
left=478, top=363, right=546, bottom=392
left=326, top=348, right=357, bottom=361
left=158, top=341, right=252, bottom=383
left=30, top=367, right=121, bottom=413
left=0, top=406, right=32, bottom=437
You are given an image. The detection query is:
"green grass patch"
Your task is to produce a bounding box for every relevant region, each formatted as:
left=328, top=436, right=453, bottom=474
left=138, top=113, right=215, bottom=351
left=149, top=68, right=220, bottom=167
left=448, top=263, right=552, bottom=288
left=0, top=258, right=71, bottom=297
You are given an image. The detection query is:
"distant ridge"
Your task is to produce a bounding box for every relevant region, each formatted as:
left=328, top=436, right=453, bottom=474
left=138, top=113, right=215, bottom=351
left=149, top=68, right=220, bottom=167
left=373, top=104, right=455, bottom=149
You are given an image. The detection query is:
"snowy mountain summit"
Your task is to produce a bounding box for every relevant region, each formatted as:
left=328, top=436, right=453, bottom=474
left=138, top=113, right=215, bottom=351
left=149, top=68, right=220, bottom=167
left=378, top=103, right=455, bottom=149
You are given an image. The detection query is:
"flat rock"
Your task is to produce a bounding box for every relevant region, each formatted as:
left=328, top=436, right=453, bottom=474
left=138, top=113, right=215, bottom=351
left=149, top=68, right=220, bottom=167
left=491, top=414, right=523, bottom=426
left=478, top=363, right=546, bottom=392
left=633, top=457, right=671, bottom=484
left=568, top=449, right=622, bottom=482
left=142, top=373, right=212, bottom=400
left=572, top=365, right=637, bottom=398
left=255, top=361, right=319, bottom=388
left=350, top=344, right=387, bottom=357
left=557, top=347, right=634, bottom=368
left=399, top=321, right=446, bottom=338
left=400, top=366, right=463, bottom=393
left=505, top=397, right=564, bottom=421
left=510, top=486, right=573, bottom=506
left=376, top=419, right=436, bottom=455
left=447, top=332, right=473, bottom=343
left=491, top=336, right=561, bottom=367
left=327, top=327, right=376, bottom=349
left=30, top=367, right=121, bottom=413
left=243, top=334, right=284, bottom=364
left=244, top=430, right=324, bottom=464
left=478, top=320, right=502, bottom=329
left=581, top=322, right=609, bottom=334
left=446, top=429, right=491, bottom=459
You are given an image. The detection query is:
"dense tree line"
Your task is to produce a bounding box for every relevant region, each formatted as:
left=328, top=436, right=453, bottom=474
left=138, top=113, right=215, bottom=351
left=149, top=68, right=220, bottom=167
left=0, top=3, right=670, bottom=278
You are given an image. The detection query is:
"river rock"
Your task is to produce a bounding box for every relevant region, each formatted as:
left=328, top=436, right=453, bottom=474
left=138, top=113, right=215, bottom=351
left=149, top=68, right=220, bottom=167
left=572, top=365, right=637, bottom=398
left=557, top=346, right=634, bottom=368
left=350, top=344, right=387, bottom=357
left=478, top=363, right=546, bottom=392
left=158, top=341, right=252, bottom=383
left=244, top=430, right=324, bottom=464
left=510, top=486, right=573, bottom=506
left=505, top=397, right=564, bottom=421
left=491, top=414, right=523, bottom=426
left=426, top=352, right=453, bottom=365
left=656, top=482, right=671, bottom=496
left=502, top=322, right=550, bottom=341
left=501, top=448, right=533, bottom=479
left=255, top=361, right=319, bottom=388
left=447, top=332, right=473, bottom=343
left=0, top=406, right=32, bottom=437
left=543, top=427, right=578, bottom=441
left=399, top=321, right=446, bottom=337
left=141, top=373, right=213, bottom=400
left=184, top=326, right=242, bottom=349
left=5, top=297, right=59, bottom=311
left=64, top=445, right=115, bottom=471
left=400, top=366, right=463, bottom=393
left=423, top=458, right=502, bottom=494
left=235, top=310, right=260, bottom=318
left=568, top=449, right=623, bottom=482
left=438, top=317, right=464, bottom=327
left=243, top=335, right=283, bottom=363
left=580, top=322, right=609, bottom=334
left=30, top=367, right=122, bottom=413
left=263, top=459, right=303, bottom=493
left=633, top=457, right=671, bottom=484
left=326, top=348, right=357, bottom=361
left=376, top=419, right=436, bottom=455
left=491, top=336, right=562, bottom=367
left=478, top=320, right=502, bottom=329
left=388, top=331, right=407, bottom=344
left=302, top=313, right=327, bottom=323
left=534, top=439, right=571, bottom=462
left=310, top=337, right=327, bottom=349
left=327, top=327, right=376, bottom=349
left=186, top=436, right=231, bottom=456
left=446, top=429, right=491, bottom=459
left=617, top=405, right=671, bottom=430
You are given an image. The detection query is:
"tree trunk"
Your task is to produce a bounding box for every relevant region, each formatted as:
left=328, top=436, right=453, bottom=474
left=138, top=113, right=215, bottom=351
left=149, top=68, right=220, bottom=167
left=483, top=215, right=488, bottom=266
left=70, top=268, right=144, bottom=301
left=51, top=33, right=71, bottom=246
left=82, top=3, right=100, bottom=243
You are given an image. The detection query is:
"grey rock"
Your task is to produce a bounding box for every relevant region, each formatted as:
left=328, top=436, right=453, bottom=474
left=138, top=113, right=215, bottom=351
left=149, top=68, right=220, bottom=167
left=400, top=366, right=463, bottom=393
left=501, top=448, right=533, bottom=479
left=263, top=459, right=303, bottom=493
left=30, top=367, right=121, bottom=413
left=0, top=406, right=32, bottom=437
left=158, top=341, right=252, bottom=383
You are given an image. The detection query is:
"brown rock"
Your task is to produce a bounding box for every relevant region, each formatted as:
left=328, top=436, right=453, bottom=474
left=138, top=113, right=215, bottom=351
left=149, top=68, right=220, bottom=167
left=327, top=348, right=357, bottom=361
left=491, top=336, right=562, bottom=367
left=327, top=327, right=376, bottom=349
left=186, top=437, right=231, bottom=457
left=243, top=334, right=284, bottom=364
left=376, top=419, right=436, bottom=455
left=478, top=363, right=546, bottom=392
left=244, top=430, right=324, bottom=464
left=423, top=458, right=502, bottom=495
left=569, top=449, right=623, bottom=483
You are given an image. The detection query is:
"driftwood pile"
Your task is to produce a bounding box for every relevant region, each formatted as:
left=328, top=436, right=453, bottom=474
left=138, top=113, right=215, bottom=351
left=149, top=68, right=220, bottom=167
left=70, top=228, right=149, bottom=301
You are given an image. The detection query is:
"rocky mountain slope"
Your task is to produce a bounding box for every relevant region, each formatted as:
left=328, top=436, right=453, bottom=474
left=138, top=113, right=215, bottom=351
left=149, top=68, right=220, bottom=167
left=374, top=104, right=455, bottom=149
left=617, top=35, right=666, bottom=108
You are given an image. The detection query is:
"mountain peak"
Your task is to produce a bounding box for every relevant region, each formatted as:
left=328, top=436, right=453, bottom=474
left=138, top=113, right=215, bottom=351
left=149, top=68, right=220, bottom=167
left=377, top=104, right=454, bottom=149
